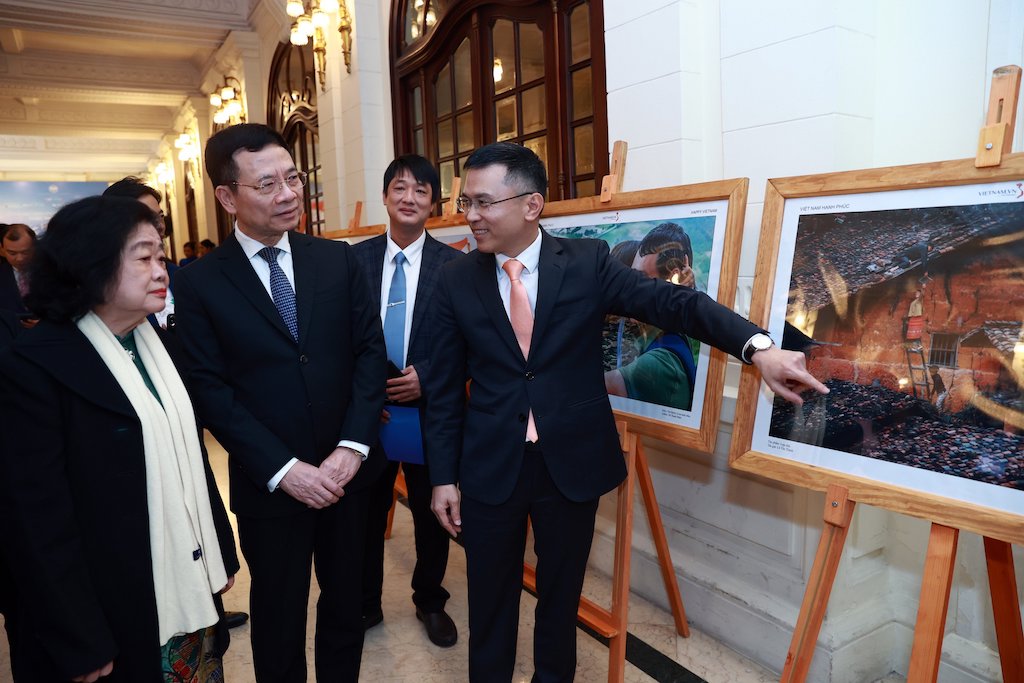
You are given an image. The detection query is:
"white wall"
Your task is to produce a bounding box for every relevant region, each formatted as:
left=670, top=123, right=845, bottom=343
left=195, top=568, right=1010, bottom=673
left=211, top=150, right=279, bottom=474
left=603, top=1, right=1024, bottom=681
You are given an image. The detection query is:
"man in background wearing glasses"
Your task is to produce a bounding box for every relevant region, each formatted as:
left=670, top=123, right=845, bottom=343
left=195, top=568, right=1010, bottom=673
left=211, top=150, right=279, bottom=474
left=174, top=123, right=387, bottom=683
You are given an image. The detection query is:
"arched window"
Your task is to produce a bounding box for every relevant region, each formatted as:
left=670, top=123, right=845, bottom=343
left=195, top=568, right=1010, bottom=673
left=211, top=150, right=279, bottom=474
left=389, top=0, right=608, bottom=205
left=267, top=41, right=325, bottom=236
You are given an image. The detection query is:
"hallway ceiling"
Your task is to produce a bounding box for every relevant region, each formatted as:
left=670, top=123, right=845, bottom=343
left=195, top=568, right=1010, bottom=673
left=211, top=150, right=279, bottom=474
left=0, top=0, right=253, bottom=180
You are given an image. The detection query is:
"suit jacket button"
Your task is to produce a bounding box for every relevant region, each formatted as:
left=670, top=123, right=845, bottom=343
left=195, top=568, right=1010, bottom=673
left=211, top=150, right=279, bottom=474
left=299, top=354, right=309, bottom=364
left=518, top=413, right=527, bottom=422
left=525, top=371, right=535, bottom=380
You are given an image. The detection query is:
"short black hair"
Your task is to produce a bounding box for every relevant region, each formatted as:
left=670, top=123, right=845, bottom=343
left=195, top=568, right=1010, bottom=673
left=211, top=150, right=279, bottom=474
left=200, top=239, right=216, bottom=249
left=383, top=154, right=441, bottom=203
left=2, top=223, right=36, bottom=244
left=103, top=176, right=162, bottom=204
left=205, top=123, right=289, bottom=188
left=634, top=220, right=692, bottom=276
left=183, top=241, right=195, bottom=249
left=26, top=196, right=159, bottom=323
left=463, top=142, right=547, bottom=196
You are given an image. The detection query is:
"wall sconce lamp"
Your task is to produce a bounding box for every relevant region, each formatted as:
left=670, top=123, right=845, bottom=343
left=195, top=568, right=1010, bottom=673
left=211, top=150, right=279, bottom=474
left=174, top=131, right=199, bottom=162
left=337, top=1, right=352, bottom=75
left=174, top=129, right=202, bottom=187
left=287, top=0, right=352, bottom=91
left=209, top=76, right=247, bottom=126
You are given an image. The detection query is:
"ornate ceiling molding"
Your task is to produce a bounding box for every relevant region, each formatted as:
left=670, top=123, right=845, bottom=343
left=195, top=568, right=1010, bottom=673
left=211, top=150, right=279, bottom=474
left=0, top=0, right=265, bottom=178
left=43, top=137, right=159, bottom=153
left=0, top=83, right=185, bottom=107
left=0, top=2, right=248, bottom=45
left=9, top=52, right=199, bottom=92
left=38, top=108, right=174, bottom=128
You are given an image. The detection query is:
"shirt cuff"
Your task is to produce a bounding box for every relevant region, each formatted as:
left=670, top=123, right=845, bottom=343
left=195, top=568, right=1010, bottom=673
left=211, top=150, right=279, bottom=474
left=267, top=457, right=298, bottom=492
left=338, top=440, right=370, bottom=462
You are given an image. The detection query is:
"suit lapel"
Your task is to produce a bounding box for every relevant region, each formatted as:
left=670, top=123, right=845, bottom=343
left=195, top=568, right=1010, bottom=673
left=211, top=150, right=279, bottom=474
left=473, top=251, right=524, bottom=363
left=218, top=233, right=295, bottom=343
left=291, top=233, right=316, bottom=347
left=17, top=323, right=135, bottom=418
left=410, top=234, right=441, bottom=343
left=365, top=236, right=386, bottom=307
left=531, top=231, right=566, bottom=360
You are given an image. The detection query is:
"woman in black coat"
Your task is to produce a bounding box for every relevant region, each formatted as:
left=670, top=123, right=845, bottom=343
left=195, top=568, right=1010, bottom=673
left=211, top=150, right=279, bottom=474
left=0, top=197, right=239, bottom=682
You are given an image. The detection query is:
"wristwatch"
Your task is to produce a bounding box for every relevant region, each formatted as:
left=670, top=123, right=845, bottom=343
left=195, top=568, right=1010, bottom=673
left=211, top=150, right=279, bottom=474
left=742, top=333, right=774, bottom=364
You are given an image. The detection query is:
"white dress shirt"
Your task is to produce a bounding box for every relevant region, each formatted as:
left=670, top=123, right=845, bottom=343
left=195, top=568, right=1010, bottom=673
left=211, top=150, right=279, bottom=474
left=380, top=230, right=426, bottom=368
left=495, top=230, right=542, bottom=316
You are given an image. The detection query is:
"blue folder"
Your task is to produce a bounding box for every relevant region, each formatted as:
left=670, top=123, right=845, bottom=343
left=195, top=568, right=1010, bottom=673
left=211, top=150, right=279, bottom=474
left=379, top=405, right=424, bottom=464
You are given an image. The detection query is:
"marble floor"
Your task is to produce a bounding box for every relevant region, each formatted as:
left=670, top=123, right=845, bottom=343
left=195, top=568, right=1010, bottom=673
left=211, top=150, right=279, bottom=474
left=0, top=436, right=907, bottom=682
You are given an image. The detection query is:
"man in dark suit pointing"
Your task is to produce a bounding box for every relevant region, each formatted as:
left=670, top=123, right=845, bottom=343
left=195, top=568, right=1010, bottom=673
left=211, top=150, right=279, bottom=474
left=174, top=123, right=386, bottom=682
left=425, top=142, right=828, bottom=682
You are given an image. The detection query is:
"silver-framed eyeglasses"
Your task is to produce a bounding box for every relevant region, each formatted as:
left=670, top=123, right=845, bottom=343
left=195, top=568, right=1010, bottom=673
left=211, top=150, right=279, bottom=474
left=231, top=171, right=308, bottom=196
left=455, top=192, right=532, bottom=214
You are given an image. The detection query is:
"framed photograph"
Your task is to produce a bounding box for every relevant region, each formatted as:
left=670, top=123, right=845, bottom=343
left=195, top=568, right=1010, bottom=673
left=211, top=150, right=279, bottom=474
left=730, top=154, right=1024, bottom=544
left=541, top=179, right=749, bottom=451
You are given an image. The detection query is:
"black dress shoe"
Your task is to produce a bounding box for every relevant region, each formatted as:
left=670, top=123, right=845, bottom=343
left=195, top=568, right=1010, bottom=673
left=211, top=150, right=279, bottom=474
left=363, top=608, right=384, bottom=631
left=224, top=611, right=249, bottom=629
left=415, top=607, right=457, bottom=648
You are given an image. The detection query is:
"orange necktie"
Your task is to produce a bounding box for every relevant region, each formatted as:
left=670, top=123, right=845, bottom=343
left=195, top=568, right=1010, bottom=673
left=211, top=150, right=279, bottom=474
left=503, top=258, right=538, bottom=442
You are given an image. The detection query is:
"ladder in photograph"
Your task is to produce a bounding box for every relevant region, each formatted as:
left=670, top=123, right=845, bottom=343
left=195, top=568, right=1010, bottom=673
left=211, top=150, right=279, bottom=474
left=904, top=345, right=931, bottom=399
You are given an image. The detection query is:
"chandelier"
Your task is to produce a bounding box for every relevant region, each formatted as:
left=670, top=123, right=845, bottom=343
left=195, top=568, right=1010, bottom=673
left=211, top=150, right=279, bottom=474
left=287, top=0, right=352, bottom=91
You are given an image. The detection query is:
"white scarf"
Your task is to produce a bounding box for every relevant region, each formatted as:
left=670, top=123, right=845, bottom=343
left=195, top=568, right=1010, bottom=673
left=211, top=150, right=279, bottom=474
left=77, top=311, right=228, bottom=645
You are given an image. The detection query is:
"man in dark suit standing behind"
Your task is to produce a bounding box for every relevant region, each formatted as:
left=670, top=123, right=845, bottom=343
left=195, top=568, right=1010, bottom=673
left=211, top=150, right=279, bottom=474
left=0, top=308, right=21, bottom=678
left=426, top=142, right=829, bottom=682
left=355, top=155, right=462, bottom=646
left=173, top=123, right=386, bottom=683
left=0, top=224, right=36, bottom=317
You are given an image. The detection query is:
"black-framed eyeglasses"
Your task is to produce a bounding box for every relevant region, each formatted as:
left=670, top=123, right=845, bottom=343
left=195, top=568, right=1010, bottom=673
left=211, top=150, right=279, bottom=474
left=230, top=171, right=308, bottom=196
left=455, top=192, right=532, bottom=214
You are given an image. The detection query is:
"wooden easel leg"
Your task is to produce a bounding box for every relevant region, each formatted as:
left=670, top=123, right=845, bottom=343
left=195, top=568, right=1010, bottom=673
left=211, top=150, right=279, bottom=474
left=781, top=485, right=855, bottom=683
left=983, top=537, right=1024, bottom=680
left=635, top=440, right=690, bottom=637
left=607, top=430, right=638, bottom=683
left=907, top=524, right=959, bottom=683
left=385, top=467, right=407, bottom=540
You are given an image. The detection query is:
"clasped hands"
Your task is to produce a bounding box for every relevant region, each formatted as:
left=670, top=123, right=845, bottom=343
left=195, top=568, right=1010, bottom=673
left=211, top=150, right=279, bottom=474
left=279, top=446, right=363, bottom=509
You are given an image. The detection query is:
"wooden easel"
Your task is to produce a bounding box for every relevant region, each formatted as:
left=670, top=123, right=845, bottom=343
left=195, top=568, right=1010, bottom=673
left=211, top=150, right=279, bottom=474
left=781, top=65, right=1024, bottom=683
left=518, top=141, right=690, bottom=683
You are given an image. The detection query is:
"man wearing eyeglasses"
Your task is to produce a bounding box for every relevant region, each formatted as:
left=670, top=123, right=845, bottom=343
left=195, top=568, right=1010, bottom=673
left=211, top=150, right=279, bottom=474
left=174, top=123, right=387, bottom=683
left=425, top=142, right=829, bottom=682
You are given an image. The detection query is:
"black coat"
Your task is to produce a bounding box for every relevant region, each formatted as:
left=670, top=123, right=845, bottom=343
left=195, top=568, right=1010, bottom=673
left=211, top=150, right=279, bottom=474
left=0, top=260, right=28, bottom=316
left=352, top=231, right=463, bottom=406
left=172, top=231, right=387, bottom=518
left=424, top=231, right=763, bottom=505
left=0, top=321, right=240, bottom=682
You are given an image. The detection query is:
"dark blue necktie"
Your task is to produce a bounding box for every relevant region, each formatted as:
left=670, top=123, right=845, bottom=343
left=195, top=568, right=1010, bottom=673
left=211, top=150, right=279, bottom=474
left=258, top=246, right=298, bottom=342
left=383, top=251, right=407, bottom=368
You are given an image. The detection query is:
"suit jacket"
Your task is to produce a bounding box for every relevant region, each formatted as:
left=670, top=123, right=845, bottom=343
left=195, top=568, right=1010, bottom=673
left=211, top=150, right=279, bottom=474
left=352, top=231, right=463, bottom=410
left=0, top=308, right=18, bottom=345
left=0, top=321, right=239, bottom=682
left=424, top=231, right=762, bottom=505
left=173, top=231, right=387, bottom=518
left=0, top=260, right=28, bottom=316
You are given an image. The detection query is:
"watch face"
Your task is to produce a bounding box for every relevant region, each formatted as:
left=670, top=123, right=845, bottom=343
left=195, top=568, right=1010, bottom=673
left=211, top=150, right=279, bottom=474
left=753, top=334, right=773, bottom=351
